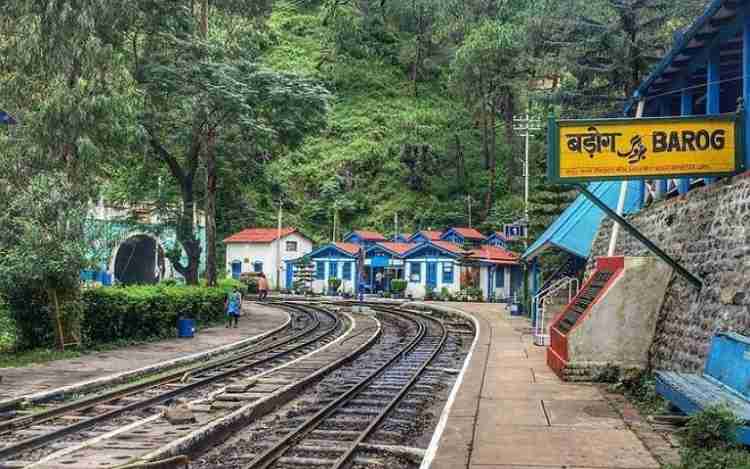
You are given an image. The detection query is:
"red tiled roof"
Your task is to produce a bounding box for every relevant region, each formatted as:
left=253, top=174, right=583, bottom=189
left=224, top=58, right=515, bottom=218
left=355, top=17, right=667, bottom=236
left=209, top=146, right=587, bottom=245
left=450, top=227, right=487, bottom=240
left=224, top=227, right=299, bottom=244
left=432, top=240, right=468, bottom=255
left=351, top=230, right=387, bottom=241
left=334, top=242, right=361, bottom=256
left=467, top=246, right=519, bottom=264
left=414, top=230, right=443, bottom=241
left=376, top=242, right=417, bottom=256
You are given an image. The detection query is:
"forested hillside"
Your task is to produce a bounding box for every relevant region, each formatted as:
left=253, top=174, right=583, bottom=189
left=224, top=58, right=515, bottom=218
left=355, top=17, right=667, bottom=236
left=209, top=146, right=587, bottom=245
left=221, top=0, right=707, bottom=246
left=0, top=0, right=708, bottom=289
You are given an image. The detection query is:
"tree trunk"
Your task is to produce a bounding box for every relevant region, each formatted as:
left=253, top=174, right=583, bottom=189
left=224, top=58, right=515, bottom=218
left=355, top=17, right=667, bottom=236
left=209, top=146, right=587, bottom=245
left=485, top=105, right=497, bottom=216
left=455, top=133, right=465, bottom=188
left=205, top=130, right=217, bottom=287
left=502, top=89, right=515, bottom=191
left=48, top=288, right=65, bottom=351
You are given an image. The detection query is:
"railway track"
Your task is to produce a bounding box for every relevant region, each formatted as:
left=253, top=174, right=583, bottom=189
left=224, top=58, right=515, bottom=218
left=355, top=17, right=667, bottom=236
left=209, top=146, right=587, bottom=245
left=193, top=303, right=473, bottom=469
left=0, top=301, right=475, bottom=469
left=0, top=302, right=352, bottom=468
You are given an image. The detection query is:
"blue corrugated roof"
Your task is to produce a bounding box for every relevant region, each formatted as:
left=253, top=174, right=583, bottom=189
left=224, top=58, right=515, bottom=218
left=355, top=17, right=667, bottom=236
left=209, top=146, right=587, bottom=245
left=522, top=182, right=642, bottom=260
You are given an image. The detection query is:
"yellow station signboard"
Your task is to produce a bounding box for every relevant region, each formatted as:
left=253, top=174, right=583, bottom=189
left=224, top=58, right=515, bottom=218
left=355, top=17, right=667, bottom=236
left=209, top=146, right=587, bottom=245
left=548, top=114, right=744, bottom=182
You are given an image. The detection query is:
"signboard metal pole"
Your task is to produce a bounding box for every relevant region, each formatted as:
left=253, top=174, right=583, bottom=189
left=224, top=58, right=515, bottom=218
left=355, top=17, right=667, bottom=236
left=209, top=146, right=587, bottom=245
left=575, top=183, right=702, bottom=290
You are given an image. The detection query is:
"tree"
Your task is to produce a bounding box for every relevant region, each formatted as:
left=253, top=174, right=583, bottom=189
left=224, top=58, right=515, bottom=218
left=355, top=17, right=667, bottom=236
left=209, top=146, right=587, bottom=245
left=133, top=1, right=329, bottom=285
left=451, top=19, right=530, bottom=213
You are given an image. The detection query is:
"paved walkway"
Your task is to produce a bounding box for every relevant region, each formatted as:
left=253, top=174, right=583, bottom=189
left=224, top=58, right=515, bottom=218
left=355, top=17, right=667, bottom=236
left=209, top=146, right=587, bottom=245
left=430, top=302, right=660, bottom=469
left=0, top=303, right=288, bottom=400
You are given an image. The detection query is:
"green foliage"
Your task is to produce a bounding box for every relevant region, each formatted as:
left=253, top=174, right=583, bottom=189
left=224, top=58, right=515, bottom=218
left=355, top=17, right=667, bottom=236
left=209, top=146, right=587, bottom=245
left=79, top=285, right=230, bottom=346
left=666, top=406, right=750, bottom=469
left=390, top=279, right=407, bottom=294
left=328, top=277, right=342, bottom=292
left=668, top=448, right=750, bottom=469
left=682, top=406, right=741, bottom=451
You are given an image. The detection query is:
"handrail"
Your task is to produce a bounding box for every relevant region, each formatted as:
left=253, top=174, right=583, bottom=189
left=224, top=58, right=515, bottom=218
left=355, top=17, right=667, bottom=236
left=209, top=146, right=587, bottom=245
left=532, top=276, right=579, bottom=346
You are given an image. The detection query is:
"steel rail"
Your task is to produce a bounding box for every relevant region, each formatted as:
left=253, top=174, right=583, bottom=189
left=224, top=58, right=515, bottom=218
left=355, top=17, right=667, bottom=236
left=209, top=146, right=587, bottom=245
left=0, top=303, right=342, bottom=462
left=331, top=305, right=448, bottom=469
left=245, top=307, right=429, bottom=469
left=0, top=303, right=317, bottom=435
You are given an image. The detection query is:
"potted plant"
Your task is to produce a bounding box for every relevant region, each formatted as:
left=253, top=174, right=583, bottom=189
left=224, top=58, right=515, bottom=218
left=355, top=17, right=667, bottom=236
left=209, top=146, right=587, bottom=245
left=327, top=278, right=342, bottom=296
left=390, top=279, right=407, bottom=299
left=425, top=285, right=436, bottom=301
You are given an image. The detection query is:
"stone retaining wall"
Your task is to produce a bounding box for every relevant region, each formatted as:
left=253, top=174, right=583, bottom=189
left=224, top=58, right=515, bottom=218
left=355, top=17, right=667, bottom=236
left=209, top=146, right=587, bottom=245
left=588, top=173, right=750, bottom=372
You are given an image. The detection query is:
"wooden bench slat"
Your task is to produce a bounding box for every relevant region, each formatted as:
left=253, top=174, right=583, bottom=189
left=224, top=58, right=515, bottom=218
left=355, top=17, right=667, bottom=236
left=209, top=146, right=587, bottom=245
left=656, top=371, right=750, bottom=421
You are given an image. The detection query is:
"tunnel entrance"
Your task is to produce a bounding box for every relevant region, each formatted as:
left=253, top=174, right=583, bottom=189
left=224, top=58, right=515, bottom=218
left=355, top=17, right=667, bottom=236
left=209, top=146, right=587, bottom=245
left=114, top=235, right=165, bottom=285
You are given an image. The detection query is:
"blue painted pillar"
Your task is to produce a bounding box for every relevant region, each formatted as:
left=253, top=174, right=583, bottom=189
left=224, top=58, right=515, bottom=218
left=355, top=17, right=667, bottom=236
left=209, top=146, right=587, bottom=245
left=744, top=11, right=750, bottom=172
left=678, top=88, right=693, bottom=194
left=705, top=42, right=721, bottom=184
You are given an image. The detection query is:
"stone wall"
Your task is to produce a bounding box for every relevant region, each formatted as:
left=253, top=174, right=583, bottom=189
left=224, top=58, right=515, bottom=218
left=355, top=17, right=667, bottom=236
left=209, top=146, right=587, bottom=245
left=588, top=173, right=750, bottom=372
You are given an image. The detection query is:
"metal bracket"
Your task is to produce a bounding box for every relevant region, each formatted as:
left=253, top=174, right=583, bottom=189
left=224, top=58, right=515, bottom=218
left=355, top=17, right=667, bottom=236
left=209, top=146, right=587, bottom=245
left=575, top=184, right=703, bottom=291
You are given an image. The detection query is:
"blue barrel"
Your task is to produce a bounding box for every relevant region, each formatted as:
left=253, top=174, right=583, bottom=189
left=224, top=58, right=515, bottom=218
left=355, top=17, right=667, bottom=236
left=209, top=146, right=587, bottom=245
left=177, top=318, right=195, bottom=338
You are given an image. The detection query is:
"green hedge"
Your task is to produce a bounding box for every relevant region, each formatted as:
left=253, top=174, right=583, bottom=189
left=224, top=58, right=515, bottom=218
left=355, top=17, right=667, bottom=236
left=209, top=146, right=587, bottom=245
left=80, top=281, right=244, bottom=346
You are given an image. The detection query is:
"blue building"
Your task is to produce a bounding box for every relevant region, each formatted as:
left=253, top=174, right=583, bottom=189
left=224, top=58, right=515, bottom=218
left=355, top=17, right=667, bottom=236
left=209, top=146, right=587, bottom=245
left=307, top=242, right=360, bottom=295
left=342, top=230, right=387, bottom=248
left=486, top=232, right=509, bottom=249
left=408, top=230, right=443, bottom=244
left=440, top=227, right=487, bottom=247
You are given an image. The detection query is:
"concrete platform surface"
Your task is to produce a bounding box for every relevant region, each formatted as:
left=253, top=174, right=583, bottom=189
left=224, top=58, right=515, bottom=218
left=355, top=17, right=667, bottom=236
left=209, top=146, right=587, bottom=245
left=0, top=303, right=288, bottom=400
left=427, top=302, right=660, bottom=469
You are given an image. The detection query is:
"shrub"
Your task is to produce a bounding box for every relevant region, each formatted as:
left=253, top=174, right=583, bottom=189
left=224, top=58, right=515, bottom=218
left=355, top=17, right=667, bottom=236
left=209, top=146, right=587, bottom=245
left=670, top=448, right=750, bottom=469
left=79, top=284, right=230, bottom=346
left=682, top=405, right=740, bottom=451
left=390, top=279, right=407, bottom=295
left=425, top=285, right=436, bottom=300
left=328, top=278, right=342, bottom=293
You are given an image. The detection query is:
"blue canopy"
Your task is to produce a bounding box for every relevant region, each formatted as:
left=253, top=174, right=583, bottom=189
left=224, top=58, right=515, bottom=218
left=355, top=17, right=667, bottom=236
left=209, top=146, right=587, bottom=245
left=522, top=182, right=642, bottom=260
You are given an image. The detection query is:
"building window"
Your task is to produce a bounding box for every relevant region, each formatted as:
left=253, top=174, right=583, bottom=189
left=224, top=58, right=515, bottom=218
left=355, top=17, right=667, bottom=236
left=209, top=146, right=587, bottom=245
left=442, top=263, right=454, bottom=284
left=286, top=241, right=298, bottom=252
left=495, top=267, right=505, bottom=288
left=253, top=261, right=263, bottom=273
left=316, top=261, right=325, bottom=280
left=329, top=261, right=339, bottom=279
left=342, top=262, right=352, bottom=280
left=409, top=262, right=422, bottom=283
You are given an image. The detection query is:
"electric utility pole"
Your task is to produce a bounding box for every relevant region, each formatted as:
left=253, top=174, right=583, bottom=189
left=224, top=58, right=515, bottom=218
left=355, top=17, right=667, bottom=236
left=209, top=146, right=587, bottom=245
left=513, top=112, right=542, bottom=221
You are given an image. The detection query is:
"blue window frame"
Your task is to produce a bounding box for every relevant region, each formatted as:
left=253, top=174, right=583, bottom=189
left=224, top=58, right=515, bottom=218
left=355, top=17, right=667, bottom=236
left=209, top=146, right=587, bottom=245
left=442, top=263, right=454, bottom=284
left=495, top=267, right=505, bottom=288
left=329, top=261, right=339, bottom=279
left=253, top=261, right=263, bottom=273
left=316, top=261, right=325, bottom=280
left=342, top=262, right=352, bottom=280
left=409, top=262, right=422, bottom=283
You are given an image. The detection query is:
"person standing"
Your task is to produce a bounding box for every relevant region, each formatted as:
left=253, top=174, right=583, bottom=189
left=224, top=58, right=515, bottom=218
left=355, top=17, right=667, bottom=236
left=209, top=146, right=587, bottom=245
left=257, top=272, right=269, bottom=301
left=225, top=286, right=242, bottom=328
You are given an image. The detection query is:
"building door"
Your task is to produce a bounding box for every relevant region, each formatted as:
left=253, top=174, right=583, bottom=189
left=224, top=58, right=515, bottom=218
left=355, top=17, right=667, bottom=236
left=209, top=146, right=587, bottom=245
left=427, top=262, right=438, bottom=289
left=231, top=261, right=242, bottom=280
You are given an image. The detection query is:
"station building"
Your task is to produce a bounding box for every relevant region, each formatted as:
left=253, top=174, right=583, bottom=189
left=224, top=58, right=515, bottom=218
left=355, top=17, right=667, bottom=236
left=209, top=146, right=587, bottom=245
left=302, top=227, right=524, bottom=300
left=223, top=227, right=313, bottom=289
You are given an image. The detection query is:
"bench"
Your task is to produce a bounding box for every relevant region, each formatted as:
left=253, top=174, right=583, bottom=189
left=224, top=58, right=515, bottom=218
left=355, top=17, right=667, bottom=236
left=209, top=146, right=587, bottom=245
left=655, top=332, right=750, bottom=444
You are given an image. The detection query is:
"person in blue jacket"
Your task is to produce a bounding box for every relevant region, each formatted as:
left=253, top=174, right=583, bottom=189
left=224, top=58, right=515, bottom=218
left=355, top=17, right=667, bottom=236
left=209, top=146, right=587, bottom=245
left=225, top=287, right=242, bottom=328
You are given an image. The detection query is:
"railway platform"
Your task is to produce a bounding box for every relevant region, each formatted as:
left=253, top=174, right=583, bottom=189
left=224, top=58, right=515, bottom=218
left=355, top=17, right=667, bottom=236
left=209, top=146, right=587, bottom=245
left=0, top=303, right=288, bottom=401
left=425, top=302, right=664, bottom=469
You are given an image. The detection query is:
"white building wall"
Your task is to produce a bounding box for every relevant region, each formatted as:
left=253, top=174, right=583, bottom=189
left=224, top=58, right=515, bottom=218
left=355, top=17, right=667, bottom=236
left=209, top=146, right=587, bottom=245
left=405, top=259, right=460, bottom=299
left=310, top=258, right=357, bottom=295
left=225, top=233, right=313, bottom=289
left=478, top=265, right=514, bottom=301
